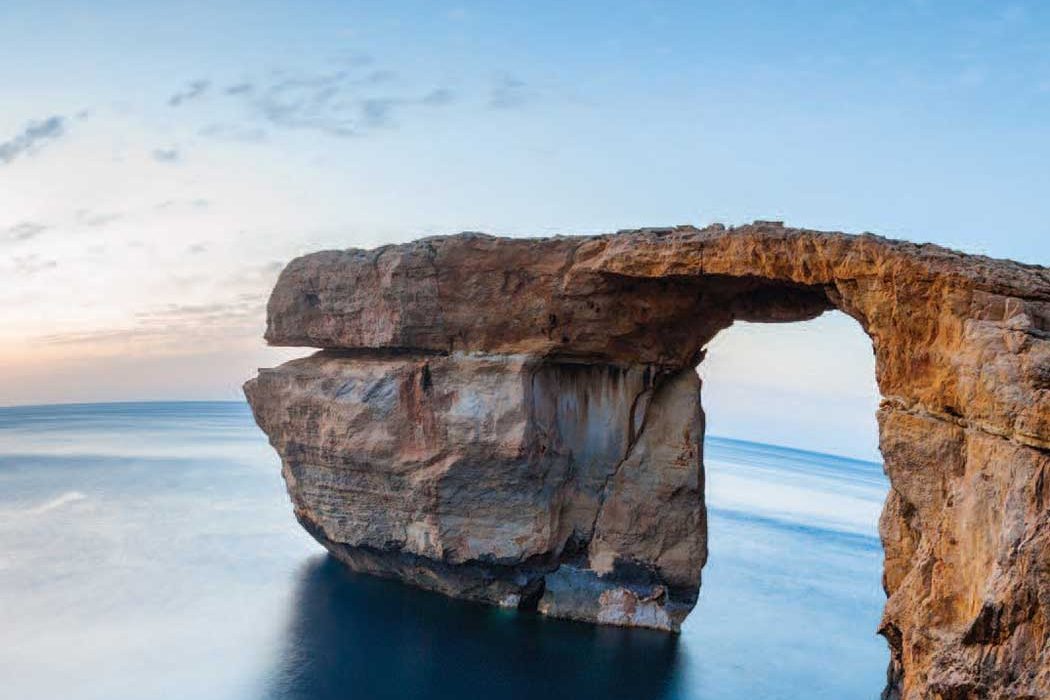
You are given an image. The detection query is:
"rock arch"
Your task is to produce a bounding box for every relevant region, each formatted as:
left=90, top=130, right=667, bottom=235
left=245, top=223, right=1050, bottom=699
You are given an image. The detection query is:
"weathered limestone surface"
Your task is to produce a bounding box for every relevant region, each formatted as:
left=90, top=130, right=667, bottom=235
left=246, top=223, right=1050, bottom=700
left=245, top=352, right=705, bottom=627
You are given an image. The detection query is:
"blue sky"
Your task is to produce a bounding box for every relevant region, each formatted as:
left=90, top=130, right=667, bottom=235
left=2, top=1, right=1048, bottom=458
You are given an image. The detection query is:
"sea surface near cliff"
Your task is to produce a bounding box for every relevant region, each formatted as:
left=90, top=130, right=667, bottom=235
left=0, top=402, right=887, bottom=699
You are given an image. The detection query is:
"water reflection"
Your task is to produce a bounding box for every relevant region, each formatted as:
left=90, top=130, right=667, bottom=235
left=268, top=555, right=685, bottom=700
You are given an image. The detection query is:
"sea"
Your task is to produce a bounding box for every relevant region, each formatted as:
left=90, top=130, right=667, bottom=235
left=0, top=401, right=889, bottom=699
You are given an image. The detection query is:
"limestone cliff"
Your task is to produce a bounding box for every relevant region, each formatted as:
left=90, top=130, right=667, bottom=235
left=246, top=223, right=1050, bottom=700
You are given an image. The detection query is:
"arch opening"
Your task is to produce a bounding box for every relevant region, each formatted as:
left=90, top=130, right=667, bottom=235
left=689, top=311, right=889, bottom=695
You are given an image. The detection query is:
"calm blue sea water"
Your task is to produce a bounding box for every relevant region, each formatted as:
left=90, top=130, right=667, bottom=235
left=0, top=402, right=889, bottom=699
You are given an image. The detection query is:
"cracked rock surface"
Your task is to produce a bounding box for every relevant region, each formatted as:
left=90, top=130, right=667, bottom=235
left=245, top=352, right=705, bottom=627
left=246, top=223, right=1049, bottom=699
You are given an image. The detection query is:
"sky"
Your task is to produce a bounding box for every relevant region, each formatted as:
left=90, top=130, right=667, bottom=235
left=2, top=1, right=1048, bottom=459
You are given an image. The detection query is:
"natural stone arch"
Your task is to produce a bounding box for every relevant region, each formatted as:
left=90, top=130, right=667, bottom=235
left=246, top=223, right=1049, bottom=699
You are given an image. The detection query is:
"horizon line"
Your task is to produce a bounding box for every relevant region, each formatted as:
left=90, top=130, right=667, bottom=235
left=0, top=398, right=883, bottom=465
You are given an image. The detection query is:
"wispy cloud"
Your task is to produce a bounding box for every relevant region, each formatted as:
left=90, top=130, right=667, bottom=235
left=488, top=74, right=528, bottom=109
left=3, top=222, right=49, bottom=243
left=76, top=210, right=124, bottom=228
left=422, top=88, right=455, bottom=106
left=33, top=260, right=286, bottom=351
left=224, top=82, right=254, bottom=96
left=0, top=116, right=66, bottom=164
left=168, top=59, right=472, bottom=145
left=151, top=147, right=181, bottom=163
left=38, top=293, right=269, bottom=349
left=212, top=63, right=455, bottom=138
left=168, top=79, right=210, bottom=107
left=13, top=254, right=58, bottom=275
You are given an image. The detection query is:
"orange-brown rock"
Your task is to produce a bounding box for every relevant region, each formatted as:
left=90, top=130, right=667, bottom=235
left=247, top=223, right=1050, bottom=699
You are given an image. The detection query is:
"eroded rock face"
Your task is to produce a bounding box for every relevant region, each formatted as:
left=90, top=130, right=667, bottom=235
left=246, top=223, right=1050, bottom=699
left=245, top=352, right=705, bottom=627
